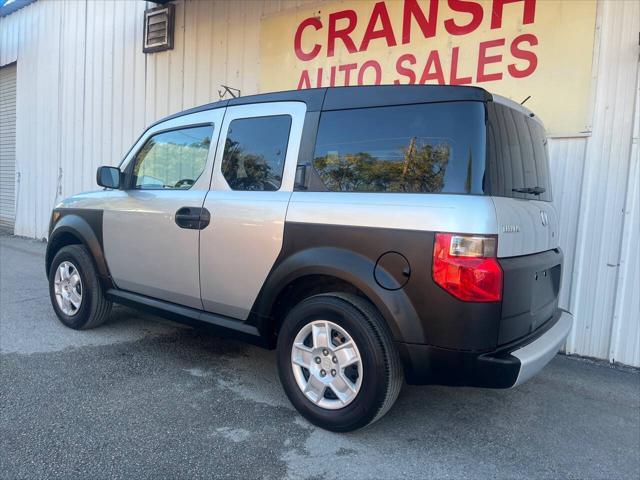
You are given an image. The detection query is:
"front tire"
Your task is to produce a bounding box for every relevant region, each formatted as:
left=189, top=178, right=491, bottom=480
left=277, top=293, right=403, bottom=432
left=48, top=245, right=112, bottom=330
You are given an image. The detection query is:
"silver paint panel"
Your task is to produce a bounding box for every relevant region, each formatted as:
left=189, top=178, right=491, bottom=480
left=102, top=190, right=206, bottom=308
left=200, top=190, right=291, bottom=318
left=57, top=189, right=127, bottom=210
left=286, top=192, right=500, bottom=234
left=491, top=196, right=560, bottom=258
left=102, top=109, right=225, bottom=308
left=511, top=311, right=573, bottom=387
left=199, top=102, right=307, bottom=319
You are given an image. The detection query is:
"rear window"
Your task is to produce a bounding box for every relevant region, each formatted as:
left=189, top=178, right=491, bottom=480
left=485, top=102, right=552, bottom=201
left=309, top=102, right=486, bottom=194
left=304, top=100, right=552, bottom=202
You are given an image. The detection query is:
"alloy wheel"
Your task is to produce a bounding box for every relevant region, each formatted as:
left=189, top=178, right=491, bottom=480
left=290, top=320, right=363, bottom=410
left=53, top=261, right=83, bottom=316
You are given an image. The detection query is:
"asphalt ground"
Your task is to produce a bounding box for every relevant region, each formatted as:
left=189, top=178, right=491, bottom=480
left=1, top=235, right=638, bottom=479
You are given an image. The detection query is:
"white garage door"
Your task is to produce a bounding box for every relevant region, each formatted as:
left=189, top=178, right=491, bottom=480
left=0, top=63, right=17, bottom=234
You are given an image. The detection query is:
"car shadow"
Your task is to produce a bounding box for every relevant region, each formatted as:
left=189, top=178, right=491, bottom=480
left=104, top=309, right=569, bottom=438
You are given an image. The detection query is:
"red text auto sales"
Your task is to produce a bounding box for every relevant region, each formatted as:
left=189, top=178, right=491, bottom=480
left=294, top=0, right=538, bottom=89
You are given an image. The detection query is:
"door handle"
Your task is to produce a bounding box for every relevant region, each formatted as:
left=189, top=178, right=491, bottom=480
left=175, top=207, right=211, bottom=230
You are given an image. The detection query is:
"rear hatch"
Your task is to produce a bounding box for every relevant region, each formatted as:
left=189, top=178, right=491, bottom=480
left=485, top=99, right=562, bottom=345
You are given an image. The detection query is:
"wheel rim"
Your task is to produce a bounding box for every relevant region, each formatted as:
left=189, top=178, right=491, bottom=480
left=290, top=320, right=363, bottom=410
left=53, top=261, right=83, bottom=316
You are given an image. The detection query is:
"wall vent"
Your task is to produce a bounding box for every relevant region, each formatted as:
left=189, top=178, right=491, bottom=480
left=143, top=3, right=175, bottom=53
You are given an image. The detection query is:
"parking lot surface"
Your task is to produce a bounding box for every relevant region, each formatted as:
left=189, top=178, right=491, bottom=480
left=1, top=235, right=639, bottom=479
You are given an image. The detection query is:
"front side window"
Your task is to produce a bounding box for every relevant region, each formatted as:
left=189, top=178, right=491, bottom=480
left=310, top=102, right=486, bottom=194
left=131, top=125, right=213, bottom=190
left=221, top=115, right=292, bottom=191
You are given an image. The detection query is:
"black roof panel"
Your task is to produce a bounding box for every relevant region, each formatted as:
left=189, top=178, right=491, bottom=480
left=228, top=88, right=327, bottom=110
left=322, top=85, right=492, bottom=110
left=152, top=85, right=492, bottom=127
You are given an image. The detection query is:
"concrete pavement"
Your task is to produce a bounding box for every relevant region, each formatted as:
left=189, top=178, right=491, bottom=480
left=1, top=235, right=638, bottom=479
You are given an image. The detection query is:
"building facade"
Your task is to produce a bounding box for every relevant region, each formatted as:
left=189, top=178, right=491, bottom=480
left=0, top=0, right=638, bottom=366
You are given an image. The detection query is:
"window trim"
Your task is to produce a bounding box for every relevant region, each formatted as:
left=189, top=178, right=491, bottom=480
left=220, top=114, right=293, bottom=192
left=209, top=101, right=308, bottom=194
left=123, top=122, right=215, bottom=191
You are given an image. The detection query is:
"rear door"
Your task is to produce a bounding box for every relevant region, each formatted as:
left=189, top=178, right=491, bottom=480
left=485, top=100, right=559, bottom=258
left=485, top=100, right=562, bottom=343
left=199, top=102, right=307, bottom=319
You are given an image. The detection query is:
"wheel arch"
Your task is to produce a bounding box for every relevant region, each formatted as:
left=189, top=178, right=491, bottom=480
left=268, top=273, right=364, bottom=333
left=251, top=247, right=425, bottom=346
left=46, top=211, right=111, bottom=287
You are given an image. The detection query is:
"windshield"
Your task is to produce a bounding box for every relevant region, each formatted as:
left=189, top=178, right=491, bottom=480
left=484, top=102, right=552, bottom=201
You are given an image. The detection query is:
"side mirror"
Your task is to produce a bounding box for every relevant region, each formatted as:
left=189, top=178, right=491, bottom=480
left=96, top=166, right=121, bottom=189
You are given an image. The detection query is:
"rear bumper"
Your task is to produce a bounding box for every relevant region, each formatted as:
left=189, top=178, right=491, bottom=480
left=397, top=309, right=573, bottom=388
left=510, top=310, right=573, bottom=386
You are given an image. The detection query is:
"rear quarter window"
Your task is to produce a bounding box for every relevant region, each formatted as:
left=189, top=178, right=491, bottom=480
left=307, top=102, right=486, bottom=194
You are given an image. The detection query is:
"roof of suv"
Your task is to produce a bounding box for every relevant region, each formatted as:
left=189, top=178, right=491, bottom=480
left=154, top=85, right=494, bottom=127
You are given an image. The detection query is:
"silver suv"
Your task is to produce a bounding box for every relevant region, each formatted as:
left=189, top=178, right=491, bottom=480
left=46, top=85, right=573, bottom=431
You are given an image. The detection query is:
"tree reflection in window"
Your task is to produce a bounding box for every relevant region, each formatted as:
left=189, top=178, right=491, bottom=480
left=221, top=115, right=291, bottom=191
left=310, top=102, right=485, bottom=195
left=313, top=137, right=451, bottom=193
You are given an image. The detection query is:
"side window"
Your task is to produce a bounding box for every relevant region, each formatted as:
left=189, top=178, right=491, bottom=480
left=221, top=115, right=292, bottom=191
left=309, top=103, right=485, bottom=194
left=131, top=125, right=213, bottom=190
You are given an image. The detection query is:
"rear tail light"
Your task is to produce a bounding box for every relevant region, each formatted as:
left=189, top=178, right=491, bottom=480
left=432, top=233, right=503, bottom=302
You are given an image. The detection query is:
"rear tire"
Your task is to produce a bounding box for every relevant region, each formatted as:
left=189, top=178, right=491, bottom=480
left=277, top=293, right=403, bottom=432
left=48, top=244, right=112, bottom=330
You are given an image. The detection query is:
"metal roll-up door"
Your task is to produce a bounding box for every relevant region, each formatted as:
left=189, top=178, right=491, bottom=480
left=0, top=63, right=17, bottom=234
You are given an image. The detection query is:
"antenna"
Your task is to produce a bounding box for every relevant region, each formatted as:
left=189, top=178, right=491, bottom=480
left=218, top=85, right=241, bottom=99
left=520, top=95, right=531, bottom=105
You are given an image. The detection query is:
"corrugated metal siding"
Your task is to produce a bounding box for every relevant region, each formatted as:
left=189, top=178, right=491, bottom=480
left=564, top=0, right=640, bottom=364
left=0, top=0, right=638, bottom=365
left=548, top=137, right=588, bottom=311
left=0, top=63, right=17, bottom=233
left=609, top=70, right=640, bottom=366
left=0, top=0, right=317, bottom=239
